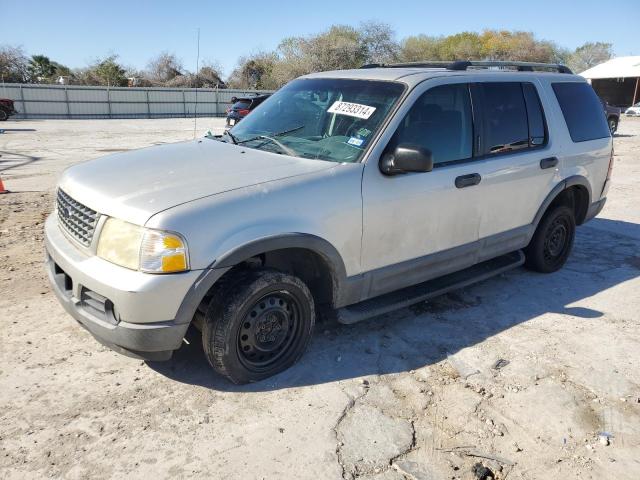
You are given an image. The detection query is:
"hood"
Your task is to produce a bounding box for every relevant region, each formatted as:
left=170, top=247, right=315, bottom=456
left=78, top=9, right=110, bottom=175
left=59, top=139, right=336, bottom=225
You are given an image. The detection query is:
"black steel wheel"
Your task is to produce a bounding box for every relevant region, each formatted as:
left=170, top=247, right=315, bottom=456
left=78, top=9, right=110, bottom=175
left=524, top=205, right=575, bottom=273
left=237, top=291, right=302, bottom=370
left=0, top=109, right=8, bottom=121
left=202, top=269, right=315, bottom=384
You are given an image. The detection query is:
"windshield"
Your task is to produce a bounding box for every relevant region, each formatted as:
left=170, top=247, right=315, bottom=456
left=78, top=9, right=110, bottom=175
left=222, top=78, right=405, bottom=163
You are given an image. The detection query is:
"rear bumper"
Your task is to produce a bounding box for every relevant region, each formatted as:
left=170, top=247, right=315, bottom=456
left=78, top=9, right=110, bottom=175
left=225, top=113, right=246, bottom=125
left=44, top=214, right=204, bottom=360
left=584, top=197, right=606, bottom=223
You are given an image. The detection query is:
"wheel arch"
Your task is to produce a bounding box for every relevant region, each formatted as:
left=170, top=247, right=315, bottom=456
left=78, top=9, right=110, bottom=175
left=533, top=176, right=592, bottom=228
left=214, top=233, right=348, bottom=306
left=175, top=233, right=350, bottom=329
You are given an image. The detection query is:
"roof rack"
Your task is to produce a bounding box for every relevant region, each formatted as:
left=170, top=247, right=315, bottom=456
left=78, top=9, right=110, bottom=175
left=360, top=60, right=573, bottom=74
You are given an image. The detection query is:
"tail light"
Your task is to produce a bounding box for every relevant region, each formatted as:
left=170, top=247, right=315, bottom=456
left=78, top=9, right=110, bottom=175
left=607, top=147, right=614, bottom=180
left=238, top=109, right=250, bottom=115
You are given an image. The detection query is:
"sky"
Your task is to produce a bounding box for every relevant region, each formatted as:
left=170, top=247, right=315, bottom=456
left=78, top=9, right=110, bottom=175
left=2, top=0, right=638, bottom=76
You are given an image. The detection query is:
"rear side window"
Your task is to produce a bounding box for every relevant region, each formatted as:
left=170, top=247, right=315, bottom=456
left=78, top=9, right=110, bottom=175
left=477, top=82, right=530, bottom=155
left=552, top=82, right=610, bottom=142
left=522, top=83, right=547, bottom=146
left=392, top=84, right=473, bottom=165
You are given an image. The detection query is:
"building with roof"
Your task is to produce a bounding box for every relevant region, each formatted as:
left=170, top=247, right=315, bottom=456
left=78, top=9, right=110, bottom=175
left=580, top=56, right=640, bottom=108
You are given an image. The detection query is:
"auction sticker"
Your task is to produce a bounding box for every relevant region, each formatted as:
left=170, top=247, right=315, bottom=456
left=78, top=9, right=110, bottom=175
left=328, top=101, right=376, bottom=120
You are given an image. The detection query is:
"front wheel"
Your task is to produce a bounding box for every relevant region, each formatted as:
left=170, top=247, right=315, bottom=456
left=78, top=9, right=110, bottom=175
left=202, top=269, right=315, bottom=384
left=608, top=117, right=618, bottom=135
left=0, top=109, right=8, bottom=121
left=524, top=205, right=576, bottom=273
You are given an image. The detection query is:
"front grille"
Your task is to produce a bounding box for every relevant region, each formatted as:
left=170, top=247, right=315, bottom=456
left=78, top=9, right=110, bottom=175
left=57, top=189, right=99, bottom=246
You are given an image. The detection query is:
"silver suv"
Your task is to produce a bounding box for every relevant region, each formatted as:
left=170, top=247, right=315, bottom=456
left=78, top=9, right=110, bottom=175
left=45, top=61, right=613, bottom=383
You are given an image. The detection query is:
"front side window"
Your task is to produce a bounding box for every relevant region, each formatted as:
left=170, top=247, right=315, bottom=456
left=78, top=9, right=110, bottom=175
left=390, top=83, right=473, bottom=165
left=223, top=78, right=406, bottom=163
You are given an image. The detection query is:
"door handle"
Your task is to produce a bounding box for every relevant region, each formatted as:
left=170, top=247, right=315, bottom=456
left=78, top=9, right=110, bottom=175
left=540, top=157, right=559, bottom=169
left=455, top=173, right=481, bottom=188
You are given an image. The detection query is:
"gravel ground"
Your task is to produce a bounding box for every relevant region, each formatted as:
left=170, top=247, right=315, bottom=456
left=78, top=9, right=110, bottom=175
left=1, top=117, right=639, bottom=480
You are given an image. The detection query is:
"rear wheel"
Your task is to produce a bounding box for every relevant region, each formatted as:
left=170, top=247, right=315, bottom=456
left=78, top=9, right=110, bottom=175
left=608, top=117, right=618, bottom=135
left=202, top=269, right=315, bottom=384
left=0, top=109, right=8, bottom=121
left=524, top=205, right=575, bottom=273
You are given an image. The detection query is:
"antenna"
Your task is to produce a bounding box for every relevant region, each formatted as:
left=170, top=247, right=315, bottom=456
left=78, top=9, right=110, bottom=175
left=193, top=27, right=200, bottom=138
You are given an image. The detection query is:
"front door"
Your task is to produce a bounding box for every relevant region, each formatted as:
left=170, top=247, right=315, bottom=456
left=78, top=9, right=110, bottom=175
left=361, top=80, right=483, bottom=298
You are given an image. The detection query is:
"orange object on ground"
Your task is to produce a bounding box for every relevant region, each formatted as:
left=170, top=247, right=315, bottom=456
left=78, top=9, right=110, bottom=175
left=0, top=176, right=8, bottom=194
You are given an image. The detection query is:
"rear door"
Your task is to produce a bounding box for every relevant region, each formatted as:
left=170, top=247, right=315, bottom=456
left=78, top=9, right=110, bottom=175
left=551, top=81, right=612, bottom=203
left=468, top=80, right=560, bottom=257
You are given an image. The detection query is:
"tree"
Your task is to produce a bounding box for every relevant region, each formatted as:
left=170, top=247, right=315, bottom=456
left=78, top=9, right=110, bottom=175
left=77, top=55, right=128, bottom=86
left=28, top=55, right=56, bottom=82
left=146, top=52, right=183, bottom=85
left=479, top=30, right=564, bottom=63
left=399, top=35, right=443, bottom=62
left=439, top=32, right=482, bottom=60
left=197, top=61, right=226, bottom=88
left=0, top=45, right=29, bottom=82
left=567, top=42, right=613, bottom=74
left=359, top=21, right=399, bottom=64
left=227, top=52, right=279, bottom=89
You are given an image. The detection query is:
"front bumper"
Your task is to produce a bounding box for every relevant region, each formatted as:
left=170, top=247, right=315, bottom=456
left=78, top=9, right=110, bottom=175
left=44, top=214, right=202, bottom=360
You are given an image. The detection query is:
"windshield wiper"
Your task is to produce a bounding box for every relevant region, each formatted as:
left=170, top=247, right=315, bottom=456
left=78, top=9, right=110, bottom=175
left=237, top=125, right=305, bottom=145
left=224, top=130, right=239, bottom=144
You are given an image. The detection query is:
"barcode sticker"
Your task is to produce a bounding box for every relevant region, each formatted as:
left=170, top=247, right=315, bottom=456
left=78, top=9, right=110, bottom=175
left=327, top=101, right=376, bottom=120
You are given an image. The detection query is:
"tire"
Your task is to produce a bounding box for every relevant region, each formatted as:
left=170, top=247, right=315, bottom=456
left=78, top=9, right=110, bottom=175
left=0, top=109, right=8, bottom=121
left=202, top=269, right=315, bottom=384
left=524, top=205, right=576, bottom=273
left=608, top=117, right=618, bottom=135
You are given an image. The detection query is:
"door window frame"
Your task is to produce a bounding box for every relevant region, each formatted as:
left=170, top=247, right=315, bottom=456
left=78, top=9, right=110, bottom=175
left=470, top=81, right=549, bottom=162
left=366, top=77, right=550, bottom=171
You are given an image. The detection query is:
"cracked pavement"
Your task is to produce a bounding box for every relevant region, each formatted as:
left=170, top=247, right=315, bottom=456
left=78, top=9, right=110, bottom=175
left=1, top=118, right=639, bottom=479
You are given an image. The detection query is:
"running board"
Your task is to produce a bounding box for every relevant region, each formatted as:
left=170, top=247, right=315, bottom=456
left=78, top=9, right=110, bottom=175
left=336, top=250, right=524, bottom=325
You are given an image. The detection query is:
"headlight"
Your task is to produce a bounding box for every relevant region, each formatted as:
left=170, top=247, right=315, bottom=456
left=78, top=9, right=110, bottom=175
left=97, top=218, right=189, bottom=273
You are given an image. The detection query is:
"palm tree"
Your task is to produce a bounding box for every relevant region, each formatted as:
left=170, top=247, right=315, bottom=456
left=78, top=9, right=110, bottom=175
left=28, top=55, right=55, bottom=82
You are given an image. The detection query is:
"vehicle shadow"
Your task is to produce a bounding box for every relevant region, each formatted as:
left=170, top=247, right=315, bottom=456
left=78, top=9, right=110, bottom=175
left=148, top=218, right=640, bottom=392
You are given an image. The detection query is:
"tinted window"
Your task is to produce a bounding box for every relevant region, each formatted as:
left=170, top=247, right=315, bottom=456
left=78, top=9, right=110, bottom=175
left=232, top=100, right=252, bottom=110
left=552, top=82, right=610, bottom=142
left=522, top=83, right=547, bottom=146
left=392, top=84, right=473, bottom=165
left=479, top=82, right=529, bottom=155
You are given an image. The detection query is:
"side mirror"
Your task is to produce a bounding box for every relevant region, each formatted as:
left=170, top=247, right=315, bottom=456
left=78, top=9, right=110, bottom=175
left=379, top=143, right=433, bottom=175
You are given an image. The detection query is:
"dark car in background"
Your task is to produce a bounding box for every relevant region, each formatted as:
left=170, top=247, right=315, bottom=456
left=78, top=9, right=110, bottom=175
left=225, top=94, right=270, bottom=128
left=599, top=97, right=621, bottom=134
left=0, top=99, right=17, bottom=121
